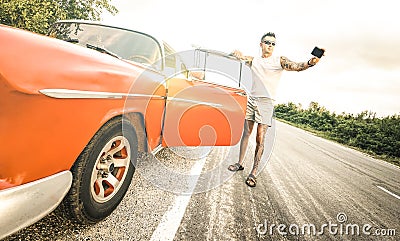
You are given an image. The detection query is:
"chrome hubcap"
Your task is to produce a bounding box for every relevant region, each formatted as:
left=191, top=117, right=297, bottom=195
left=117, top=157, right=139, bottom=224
left=90, top=136, right=131, bottom=203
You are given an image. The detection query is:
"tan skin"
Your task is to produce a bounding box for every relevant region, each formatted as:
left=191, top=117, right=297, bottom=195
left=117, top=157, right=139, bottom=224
left=230, top=36, right=323, bottom=184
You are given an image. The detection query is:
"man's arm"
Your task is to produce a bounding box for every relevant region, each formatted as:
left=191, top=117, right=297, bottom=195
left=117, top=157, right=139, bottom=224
left=231, top=50, right=254, bottom=66
left=280, top=56, right=320, bottom=71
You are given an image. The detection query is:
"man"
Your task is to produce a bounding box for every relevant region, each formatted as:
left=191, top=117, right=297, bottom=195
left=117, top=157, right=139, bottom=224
left=228, top=32, right=323, bottom=187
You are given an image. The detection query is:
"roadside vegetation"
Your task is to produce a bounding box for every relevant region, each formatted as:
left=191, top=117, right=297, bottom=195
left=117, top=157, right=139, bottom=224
left=0, top=0, right=118, bottom=34
left=274, top=102, right=400, bottom=167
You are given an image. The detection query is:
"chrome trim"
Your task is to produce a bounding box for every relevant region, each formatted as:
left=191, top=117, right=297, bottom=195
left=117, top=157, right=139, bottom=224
left=40, top=89, right=221, bottom=107
left=0, top=171, right=72, bottom=240
left=167, top=97, right=222, bottom=108
left=195, top=48, right=244, bottom=63
left=234, top=91, right=247, bottom=96
left=151, top=144, right=164, bottom=156
left=39, top=89, right=165, bottom=100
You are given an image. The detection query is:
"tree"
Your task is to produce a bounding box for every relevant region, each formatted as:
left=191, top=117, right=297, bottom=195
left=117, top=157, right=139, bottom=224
left=0, top=0, right=118, bottom=34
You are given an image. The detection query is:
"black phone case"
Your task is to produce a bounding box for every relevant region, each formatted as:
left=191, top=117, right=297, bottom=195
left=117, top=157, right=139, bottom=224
left=311, top=47, right=324, bottom=58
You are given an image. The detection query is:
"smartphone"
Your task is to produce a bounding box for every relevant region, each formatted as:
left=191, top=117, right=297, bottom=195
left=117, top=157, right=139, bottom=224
left=311, top=47, right=325, bottom=58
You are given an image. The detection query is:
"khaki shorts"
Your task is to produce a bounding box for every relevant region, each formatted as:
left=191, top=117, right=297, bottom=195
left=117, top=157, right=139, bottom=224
left=245, top=96, right=274, bottom=126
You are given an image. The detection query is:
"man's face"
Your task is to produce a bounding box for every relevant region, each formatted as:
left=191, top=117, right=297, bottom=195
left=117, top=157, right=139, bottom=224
left=260, top=36, right=276, bottom=55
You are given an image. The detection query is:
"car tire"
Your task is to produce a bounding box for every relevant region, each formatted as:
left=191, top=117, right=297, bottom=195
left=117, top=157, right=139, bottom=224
left=61, top=117, right=138, bottom=224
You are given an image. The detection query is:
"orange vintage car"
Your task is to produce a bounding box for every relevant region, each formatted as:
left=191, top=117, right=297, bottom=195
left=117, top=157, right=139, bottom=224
left=0, top=20, right=247, bottom=238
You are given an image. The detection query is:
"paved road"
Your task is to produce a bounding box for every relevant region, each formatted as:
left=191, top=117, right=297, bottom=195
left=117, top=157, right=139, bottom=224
left=4, top=121, right=399, bottom=240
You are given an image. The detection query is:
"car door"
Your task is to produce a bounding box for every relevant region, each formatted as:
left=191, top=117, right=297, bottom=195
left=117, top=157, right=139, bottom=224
left=161, top=49, right=248, bottom=147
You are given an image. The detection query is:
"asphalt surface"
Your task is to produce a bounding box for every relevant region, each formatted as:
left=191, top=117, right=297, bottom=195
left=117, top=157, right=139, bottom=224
left=4, top=121, right=399, bottom=241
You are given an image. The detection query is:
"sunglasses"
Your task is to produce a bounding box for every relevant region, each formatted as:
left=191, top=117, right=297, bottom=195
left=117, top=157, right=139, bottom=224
left=262, top=40, right=276, bottom=46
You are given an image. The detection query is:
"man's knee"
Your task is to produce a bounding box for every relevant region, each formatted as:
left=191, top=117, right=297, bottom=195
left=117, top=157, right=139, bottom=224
left=242, top=127, right=253, bottom=138
left=242, top=129, right=251, bottom=138
left=255, top=135, right=266, bottom=146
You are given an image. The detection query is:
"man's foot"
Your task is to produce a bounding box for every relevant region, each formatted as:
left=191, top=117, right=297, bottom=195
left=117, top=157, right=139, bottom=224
left=245, top=174, right=257, bottom=187
left=228, top=163, right=244, bottom=172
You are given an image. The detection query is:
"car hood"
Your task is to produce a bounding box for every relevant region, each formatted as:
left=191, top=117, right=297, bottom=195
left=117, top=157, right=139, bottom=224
left=0, top=25, right=147, bottom=95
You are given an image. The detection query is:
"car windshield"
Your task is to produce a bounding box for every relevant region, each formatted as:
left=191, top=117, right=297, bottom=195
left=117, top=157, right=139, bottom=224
left=48, top=22, right=162, bottom=68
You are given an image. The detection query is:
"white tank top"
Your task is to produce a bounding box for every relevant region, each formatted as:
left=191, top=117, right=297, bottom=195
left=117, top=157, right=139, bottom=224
left=250, top=56, right=283, bottom=100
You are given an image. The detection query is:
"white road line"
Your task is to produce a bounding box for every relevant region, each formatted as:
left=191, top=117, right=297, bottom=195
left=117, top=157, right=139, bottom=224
left=150, top=157, right=206, bottom=241
left=377, top=186, right=400, bottom=200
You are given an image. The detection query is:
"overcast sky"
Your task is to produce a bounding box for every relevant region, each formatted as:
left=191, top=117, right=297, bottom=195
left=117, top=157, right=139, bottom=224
left=102, top=0, right=399, bottom=117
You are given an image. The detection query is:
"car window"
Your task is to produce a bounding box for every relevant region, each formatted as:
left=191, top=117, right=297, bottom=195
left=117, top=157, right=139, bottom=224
left=191, top=50, right=251, bottom=89
left=49, top=22, right=162, bottom=70
left=163, top=43, right=188, bottom=79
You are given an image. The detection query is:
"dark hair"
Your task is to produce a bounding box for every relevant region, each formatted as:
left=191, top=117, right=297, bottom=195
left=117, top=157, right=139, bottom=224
left=260, top=32, right=276, bottom=42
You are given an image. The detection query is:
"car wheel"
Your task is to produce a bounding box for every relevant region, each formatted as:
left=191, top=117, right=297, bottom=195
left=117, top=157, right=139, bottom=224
left=62, top=117, right=137, bottom=224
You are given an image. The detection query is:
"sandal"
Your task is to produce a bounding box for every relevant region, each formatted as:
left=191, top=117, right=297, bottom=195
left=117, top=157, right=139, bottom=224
left=228, top=163, right=244, bottom=172
left=246, top=174, right=257, bottom=187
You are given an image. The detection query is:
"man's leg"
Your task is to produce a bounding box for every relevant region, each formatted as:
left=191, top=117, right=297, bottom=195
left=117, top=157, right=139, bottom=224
left=238, top=120, right=255, bottom=166
left=228, top=120, right=255, bottom=171
left=250, top=123, right=268, bottom=176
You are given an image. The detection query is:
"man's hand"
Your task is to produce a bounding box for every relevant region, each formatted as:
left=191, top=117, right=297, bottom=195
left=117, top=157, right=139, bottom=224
left=231, top=50, right=244, bottom=59
left=308, top=57, right=320, bottom=66
left=231, top=50, right=254, bottom=66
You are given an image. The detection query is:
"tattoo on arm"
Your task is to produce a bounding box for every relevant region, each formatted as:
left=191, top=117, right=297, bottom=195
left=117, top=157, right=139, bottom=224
left=280, top=56, right=309, bottom=71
